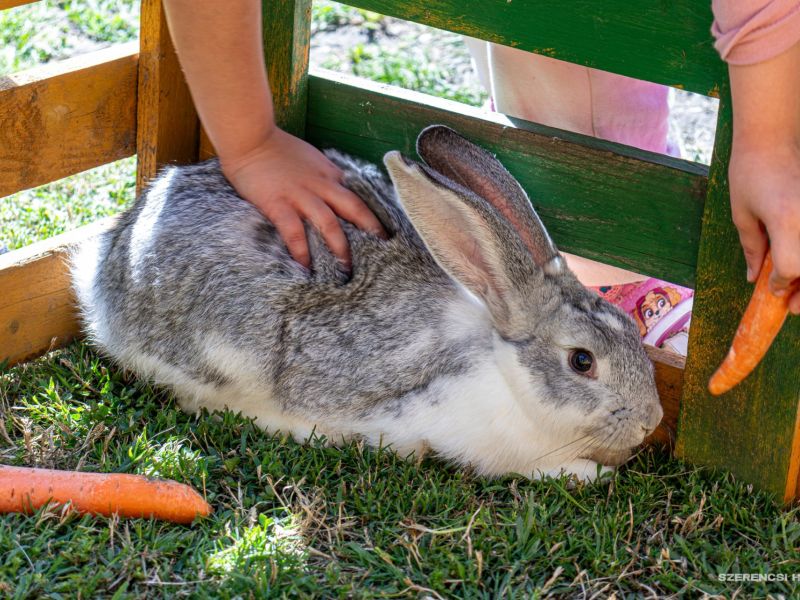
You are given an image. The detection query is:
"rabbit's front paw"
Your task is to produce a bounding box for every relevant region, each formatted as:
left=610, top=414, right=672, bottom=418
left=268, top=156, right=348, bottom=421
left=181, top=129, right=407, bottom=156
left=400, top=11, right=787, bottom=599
left=540, top=459, right=614, bottom=487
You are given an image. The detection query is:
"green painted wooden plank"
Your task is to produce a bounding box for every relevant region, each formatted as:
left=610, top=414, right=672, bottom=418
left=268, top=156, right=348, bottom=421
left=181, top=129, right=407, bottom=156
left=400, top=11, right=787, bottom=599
left=676, top=86, right=800, bottom=503
left=263, top=0, right=312, bottom=137
left=343, top=0, right=726, bottom=96
left=306, top=69, right=707, bottom=287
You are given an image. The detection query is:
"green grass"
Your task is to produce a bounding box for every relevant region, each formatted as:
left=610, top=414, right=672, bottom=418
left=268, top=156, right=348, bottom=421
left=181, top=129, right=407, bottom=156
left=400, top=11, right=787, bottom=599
left=0, top=2, right=71, bottom=75
left=2, top=343, right=800, bottom=598
left=59, top=0, right=139, bottom=44
left=315, top=2, right=488, bottom=109
left=0, top=0, right=139, bottom=75
left=0, top=158, right=136, bottom=252
left=346, top=44, right=487, bottom=107
left=312, top=0, right=383, bottom=34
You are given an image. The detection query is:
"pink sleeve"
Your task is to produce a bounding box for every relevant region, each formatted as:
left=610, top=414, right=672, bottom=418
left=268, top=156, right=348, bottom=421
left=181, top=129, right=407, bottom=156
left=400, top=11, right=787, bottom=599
left=711, top=0, right=800, bottom=64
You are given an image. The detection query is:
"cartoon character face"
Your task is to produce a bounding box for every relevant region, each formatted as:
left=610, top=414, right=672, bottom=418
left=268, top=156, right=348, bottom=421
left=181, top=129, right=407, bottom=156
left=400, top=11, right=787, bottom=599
left=634, top=287, right=682, bottom=336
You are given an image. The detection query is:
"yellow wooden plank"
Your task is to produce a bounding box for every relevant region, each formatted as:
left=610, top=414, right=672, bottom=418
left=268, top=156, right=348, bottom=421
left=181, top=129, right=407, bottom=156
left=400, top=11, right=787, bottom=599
left=644, top=345, right=684, bottom=448
left=136, top=0, right=199, bottom=192
left=0, top=43, right=138, bottom=199
left=198, top=126, right=215, bottom=160
left=0, top=0, right=38, bottom=10
left=0, top=219, right=116, bottom=366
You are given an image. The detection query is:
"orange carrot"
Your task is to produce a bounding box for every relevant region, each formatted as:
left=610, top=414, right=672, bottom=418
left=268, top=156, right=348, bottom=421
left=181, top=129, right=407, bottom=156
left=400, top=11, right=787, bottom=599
left=708, top=251, right=795, bottom=396
left=0, top=465, right=211, bottom=524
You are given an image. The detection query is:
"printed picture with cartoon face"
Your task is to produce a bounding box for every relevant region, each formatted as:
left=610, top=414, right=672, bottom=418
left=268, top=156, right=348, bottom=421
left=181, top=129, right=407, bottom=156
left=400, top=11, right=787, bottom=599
left=634, top=287, right=683, bottom=336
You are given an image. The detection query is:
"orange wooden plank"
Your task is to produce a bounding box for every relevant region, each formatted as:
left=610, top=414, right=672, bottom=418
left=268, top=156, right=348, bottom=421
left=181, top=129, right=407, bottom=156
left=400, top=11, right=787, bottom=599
left=0, top=43, right=138, bottom=199
left=0, top=0, right=38, bottom=10
left=198, top=126, right=215, bottom=161
left=136, top=0, right=199, bottom=192
left=644, top=345, right=683, bottom=448
left=0, top=219, right=116, bottom=366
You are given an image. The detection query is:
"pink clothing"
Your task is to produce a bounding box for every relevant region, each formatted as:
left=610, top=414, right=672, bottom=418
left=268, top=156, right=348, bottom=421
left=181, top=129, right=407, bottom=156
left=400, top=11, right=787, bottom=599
left=467, top=1, right=800, bottom=155
left=712, top=0, right=800, bottom=65
left=480, top=44, right=671, bottom=155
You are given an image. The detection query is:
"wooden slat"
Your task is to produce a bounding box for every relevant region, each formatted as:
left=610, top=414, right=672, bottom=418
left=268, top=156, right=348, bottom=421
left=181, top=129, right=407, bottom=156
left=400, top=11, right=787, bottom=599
left=136, top=0, right=199, bottom=192
left=644, top=346, right=683, bottom=448
left=306, top=69, right=708, bottom=288
left=263, top=0, right=313, bottom=136
left=676, top=87, right=800, bottom=504
left=0, top=0, right=38, bottom=10
left=198, top=126, right=215, bottom=161
left=345, top=0, right=725, bottom=96
left=0, top=219, right=116, bottom=367
left=0, top=43, right=138, bottom=199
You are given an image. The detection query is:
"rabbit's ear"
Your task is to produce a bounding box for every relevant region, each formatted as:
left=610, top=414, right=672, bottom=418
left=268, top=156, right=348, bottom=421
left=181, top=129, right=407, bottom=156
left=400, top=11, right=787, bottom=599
left=384, top=151, right=539, bottom=339
left=416, top=125, right=561, bottom=272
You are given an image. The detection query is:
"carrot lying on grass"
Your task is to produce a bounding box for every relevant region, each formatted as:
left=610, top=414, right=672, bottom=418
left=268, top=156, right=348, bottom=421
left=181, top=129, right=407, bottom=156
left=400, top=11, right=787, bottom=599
left=708, top=251, right=795, bottom=396
left=0, top=465, right=211, bottom=524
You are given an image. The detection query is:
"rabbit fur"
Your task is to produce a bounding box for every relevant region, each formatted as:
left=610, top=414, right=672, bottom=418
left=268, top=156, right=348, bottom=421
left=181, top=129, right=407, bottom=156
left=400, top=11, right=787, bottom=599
left=72, top=125, right=663, bottom=482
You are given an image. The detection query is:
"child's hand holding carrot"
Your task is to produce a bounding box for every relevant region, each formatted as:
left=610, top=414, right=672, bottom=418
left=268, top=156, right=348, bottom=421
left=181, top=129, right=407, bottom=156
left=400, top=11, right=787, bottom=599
left=709, top=250, right=796, bottom=395
left=727, top=39, right=800, bottom=315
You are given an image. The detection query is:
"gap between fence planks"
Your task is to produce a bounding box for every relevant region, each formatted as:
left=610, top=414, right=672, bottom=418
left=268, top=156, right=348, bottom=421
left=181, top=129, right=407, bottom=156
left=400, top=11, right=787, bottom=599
left=644, top=346, right=683, bottom=448
left=0, top=219, right=116, bottom=367
left=0, top=43, right=138, bottom=199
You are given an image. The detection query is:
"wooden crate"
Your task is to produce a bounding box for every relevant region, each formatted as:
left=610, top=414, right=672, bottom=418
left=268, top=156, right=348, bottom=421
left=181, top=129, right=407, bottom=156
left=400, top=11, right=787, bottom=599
left=1, top=0, right=798, bottom=502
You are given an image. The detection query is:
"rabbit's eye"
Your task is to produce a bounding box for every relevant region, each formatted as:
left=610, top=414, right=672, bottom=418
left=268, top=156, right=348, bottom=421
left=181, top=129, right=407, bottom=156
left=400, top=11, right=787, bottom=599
left=569, top=349, right=596, bottom=377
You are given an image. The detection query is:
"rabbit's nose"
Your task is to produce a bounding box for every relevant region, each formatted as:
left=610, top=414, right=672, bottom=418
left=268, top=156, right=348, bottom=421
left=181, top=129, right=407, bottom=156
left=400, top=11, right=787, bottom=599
left=643, top=403, right=664, bottom=434
left=641, top=422, right=658, bottom=437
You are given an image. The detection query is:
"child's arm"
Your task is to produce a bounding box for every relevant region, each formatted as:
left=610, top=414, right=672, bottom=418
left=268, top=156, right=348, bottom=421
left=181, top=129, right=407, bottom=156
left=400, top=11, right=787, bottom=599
left=728, top=40, right=800, bottom=313
left=161, top=0, right=386, bottom=271
left=712, top=1, right=800, bottom=313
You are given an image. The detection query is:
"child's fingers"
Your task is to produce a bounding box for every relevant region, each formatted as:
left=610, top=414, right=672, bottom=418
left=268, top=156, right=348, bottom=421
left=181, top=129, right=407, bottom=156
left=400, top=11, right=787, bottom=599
left=790, top=288, right=800, bottom=316
left=299, top=196, right=352, bottom=271
left=734, top=211, right=768, bottom=282
left=269, top=204, right=311, bottom=269
left=320, top=158, right=345, bottom=182
left=766, top=228, right=800, bottom=295
left=323, top=183, right=387, bottom=238
left=315, top=156, right=387, bottom=237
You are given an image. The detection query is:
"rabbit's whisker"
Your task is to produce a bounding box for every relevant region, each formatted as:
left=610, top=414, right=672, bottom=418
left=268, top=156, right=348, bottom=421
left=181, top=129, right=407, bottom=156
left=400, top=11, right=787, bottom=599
left=571, top=426, right=617, bottom=463
left=535, top=432, right=594, bottom=462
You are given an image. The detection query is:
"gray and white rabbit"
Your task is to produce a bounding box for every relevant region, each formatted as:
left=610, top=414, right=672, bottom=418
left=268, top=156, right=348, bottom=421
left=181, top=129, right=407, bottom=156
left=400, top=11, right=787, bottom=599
left=72, top=125, right=662, bottom=482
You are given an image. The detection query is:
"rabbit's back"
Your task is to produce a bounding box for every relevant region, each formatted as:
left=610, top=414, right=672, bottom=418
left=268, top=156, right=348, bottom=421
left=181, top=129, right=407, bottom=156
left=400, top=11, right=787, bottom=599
left=73, top=157, right=488, bottom=424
